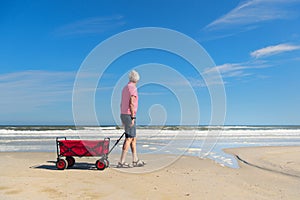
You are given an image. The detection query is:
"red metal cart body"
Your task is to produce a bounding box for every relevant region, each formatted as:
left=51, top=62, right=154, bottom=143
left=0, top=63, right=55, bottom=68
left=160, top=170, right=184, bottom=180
left=56, top=137, right=110, bottom=170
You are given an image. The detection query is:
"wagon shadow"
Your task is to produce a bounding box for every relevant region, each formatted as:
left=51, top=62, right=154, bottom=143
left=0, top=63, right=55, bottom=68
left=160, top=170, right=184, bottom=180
left=32, top=161, right=101, bottom=171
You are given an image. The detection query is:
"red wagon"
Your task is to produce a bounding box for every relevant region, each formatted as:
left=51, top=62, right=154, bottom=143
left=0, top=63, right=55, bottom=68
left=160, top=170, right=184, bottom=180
left=56, top=133, right=125, bottom=170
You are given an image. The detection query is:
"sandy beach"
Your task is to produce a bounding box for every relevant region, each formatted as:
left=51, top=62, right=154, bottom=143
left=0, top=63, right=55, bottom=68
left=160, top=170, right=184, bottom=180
left=1, top=146, right=300, bottom=200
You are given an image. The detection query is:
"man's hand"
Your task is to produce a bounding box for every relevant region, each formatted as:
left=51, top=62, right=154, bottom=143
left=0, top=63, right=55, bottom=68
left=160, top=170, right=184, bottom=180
left=130, top=118, right=135, bottom=127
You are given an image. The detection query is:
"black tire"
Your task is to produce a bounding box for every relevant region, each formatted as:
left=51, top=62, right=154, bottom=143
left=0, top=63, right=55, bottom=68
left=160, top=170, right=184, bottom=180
left=95, top=160, right=106, bottom=170
left=56, top=159, right=68, bottom=170
left=66, top=156, right=75, bottom=168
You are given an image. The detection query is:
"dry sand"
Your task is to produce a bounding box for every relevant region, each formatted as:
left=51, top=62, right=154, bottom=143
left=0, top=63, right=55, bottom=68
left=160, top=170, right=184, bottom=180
left=1, top=146, right=300, bottom=200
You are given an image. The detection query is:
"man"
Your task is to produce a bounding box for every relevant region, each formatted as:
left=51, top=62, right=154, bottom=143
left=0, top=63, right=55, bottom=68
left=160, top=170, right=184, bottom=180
left=118, top=70, right=145, bottom=168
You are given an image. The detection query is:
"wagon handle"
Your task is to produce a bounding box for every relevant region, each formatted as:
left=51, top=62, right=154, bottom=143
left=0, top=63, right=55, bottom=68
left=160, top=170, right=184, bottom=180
left=56, top=137, right=67, bottom=142
left=56, top=137, right=67, bottom=159
left=108, top=132, right=126, bottom=155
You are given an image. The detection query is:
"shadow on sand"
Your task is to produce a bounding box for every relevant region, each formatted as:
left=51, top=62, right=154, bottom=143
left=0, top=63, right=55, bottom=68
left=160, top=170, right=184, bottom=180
left=31, top=161, right=118, bottom=171
left=32, top=161, right=99, bottom=170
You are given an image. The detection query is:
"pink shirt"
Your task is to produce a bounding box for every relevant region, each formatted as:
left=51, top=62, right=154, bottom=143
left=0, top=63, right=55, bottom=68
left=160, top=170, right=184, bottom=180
left=121, top=82, right=138, bottom=115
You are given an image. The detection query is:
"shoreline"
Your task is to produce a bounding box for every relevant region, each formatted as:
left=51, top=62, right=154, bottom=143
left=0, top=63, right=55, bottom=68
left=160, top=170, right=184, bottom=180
left=1, top=146, right=300, bottom=199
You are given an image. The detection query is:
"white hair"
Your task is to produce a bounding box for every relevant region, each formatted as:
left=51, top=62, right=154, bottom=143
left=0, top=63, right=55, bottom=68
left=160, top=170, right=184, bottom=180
left=128, top=70, right=140, bottom=83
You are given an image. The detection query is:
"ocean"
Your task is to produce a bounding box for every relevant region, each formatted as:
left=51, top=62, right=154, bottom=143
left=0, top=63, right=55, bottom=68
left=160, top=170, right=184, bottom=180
left=1, top=125, right=300, bottom=168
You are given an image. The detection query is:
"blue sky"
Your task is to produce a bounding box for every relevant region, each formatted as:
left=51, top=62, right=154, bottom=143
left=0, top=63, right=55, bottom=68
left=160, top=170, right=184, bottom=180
left=0, top=0, right=300, bottom=125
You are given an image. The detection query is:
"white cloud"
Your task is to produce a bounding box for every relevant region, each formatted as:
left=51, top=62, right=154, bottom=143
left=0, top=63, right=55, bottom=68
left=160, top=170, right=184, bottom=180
left=199, top=43, right=300, bottom=83
left=204, top=63, right=246, bottom=73
left=201, top=60, right=272, bottom=83
left=204, top=63, right=251, bottom=78
left=0, top=70, right=75, bottom=112
left=164, top=63, right=260, bottom=88
left=205, top=0, right=300, bottom=31
left=250, top=43, right=300, bottom=58
left=53, top=15, right=125, bottom=36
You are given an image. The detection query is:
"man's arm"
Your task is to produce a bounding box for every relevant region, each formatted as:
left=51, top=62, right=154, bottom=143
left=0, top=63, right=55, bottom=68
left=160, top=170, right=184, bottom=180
left=130, top=95, right=136, bottom=118
left=129, top=95, right=136, bottom=126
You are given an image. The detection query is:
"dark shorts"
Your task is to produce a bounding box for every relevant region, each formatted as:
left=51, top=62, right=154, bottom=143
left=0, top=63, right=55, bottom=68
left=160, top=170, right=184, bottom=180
left=120, top=114, right=136, bottom=138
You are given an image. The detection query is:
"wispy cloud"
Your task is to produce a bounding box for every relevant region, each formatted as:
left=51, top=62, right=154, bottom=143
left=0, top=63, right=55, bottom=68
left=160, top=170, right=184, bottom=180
left=53, top=15, right=125, bottom=36
left=203, top=43, right=300, bottom=82
left=204, top=62, right=261, bottom=78
left=0, top=70, right=75, bottom=112
left=204, top=63, right=248, bottom=77
left=200, top=59, right=272, bottom=85
left=250, top=43, right=300, bottom=58
left=205, top=0, right=300, bottom=31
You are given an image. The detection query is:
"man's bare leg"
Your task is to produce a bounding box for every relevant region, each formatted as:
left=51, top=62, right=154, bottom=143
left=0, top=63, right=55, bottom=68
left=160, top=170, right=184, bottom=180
left=130, top=137, right=138, bottom=162
left=120, top=138, right=132, bottom=164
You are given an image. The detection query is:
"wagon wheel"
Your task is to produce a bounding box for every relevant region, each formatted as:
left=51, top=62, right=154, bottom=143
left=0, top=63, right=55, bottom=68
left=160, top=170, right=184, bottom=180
left=66, top=156, right=75, bottom=168
left=95, top=160, right=106, bottom=170
left=56, top=159, right=68, bottom=170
